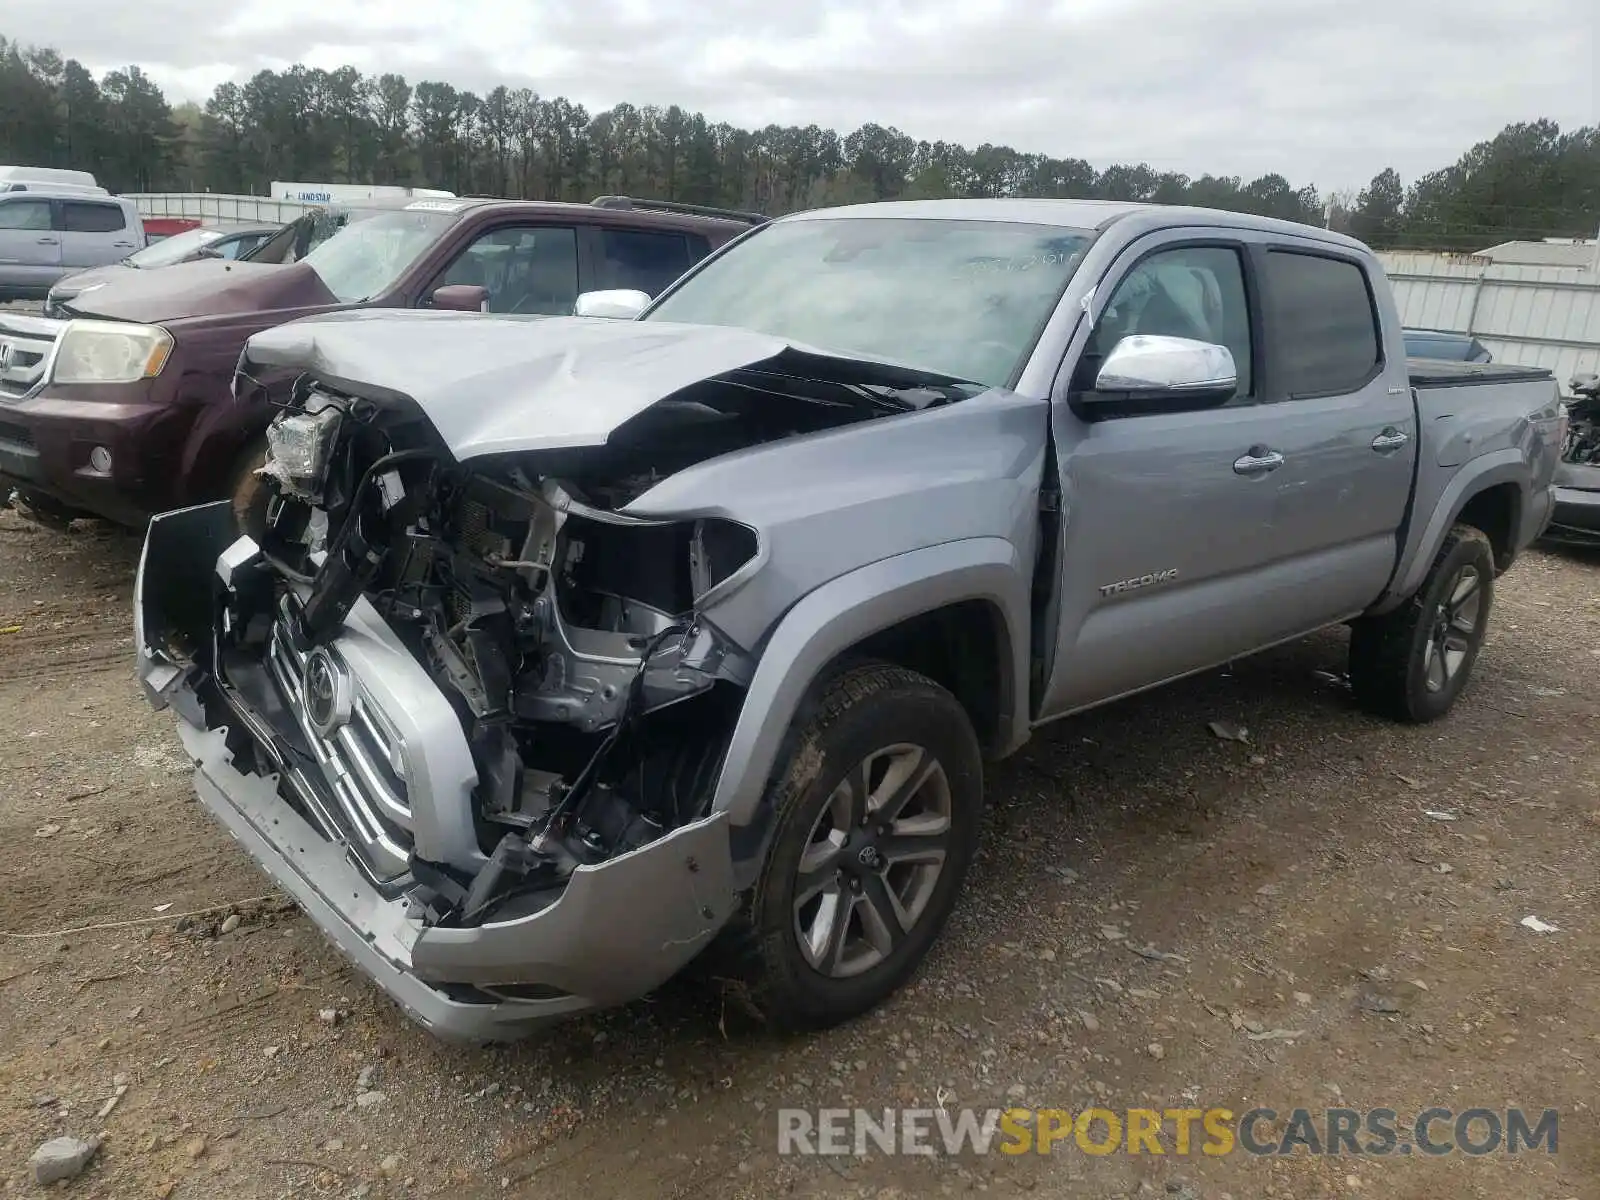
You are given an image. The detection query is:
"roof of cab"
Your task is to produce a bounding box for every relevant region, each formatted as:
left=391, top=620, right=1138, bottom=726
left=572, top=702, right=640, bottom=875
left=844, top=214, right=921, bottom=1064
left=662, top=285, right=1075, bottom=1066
left=778, top=197, right=1370, bottom=253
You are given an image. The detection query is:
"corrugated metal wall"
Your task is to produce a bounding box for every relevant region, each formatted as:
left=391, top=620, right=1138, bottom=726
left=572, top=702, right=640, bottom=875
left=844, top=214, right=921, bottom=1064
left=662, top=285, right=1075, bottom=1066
left=1378, top=252, right=1600, bottom=389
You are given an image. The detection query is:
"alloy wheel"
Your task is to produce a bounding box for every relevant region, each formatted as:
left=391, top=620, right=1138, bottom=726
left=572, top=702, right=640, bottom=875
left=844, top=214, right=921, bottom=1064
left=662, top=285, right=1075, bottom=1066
left=1425, top=563, right=1483, bottom=693
left=792, top=743, right=953, bottom=978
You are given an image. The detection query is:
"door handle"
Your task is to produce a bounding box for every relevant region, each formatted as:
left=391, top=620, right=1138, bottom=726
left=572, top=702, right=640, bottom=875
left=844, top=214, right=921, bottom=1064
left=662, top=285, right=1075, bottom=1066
left=1233, top=448, right=1284, bottom=476
left=37, top=236, right=59, bottom=245
left=1371, top=428, right=1409, bottom=452
left=112, top=241, right=136, bottom=248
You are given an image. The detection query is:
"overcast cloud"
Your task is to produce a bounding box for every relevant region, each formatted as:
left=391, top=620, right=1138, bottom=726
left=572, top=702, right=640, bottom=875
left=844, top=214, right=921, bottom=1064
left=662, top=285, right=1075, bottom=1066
left=8, top=0, right=1598, bottom=190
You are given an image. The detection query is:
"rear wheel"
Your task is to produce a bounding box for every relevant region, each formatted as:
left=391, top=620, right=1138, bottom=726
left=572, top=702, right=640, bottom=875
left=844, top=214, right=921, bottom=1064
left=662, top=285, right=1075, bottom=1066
left=1348, top=523, right=1495, bottom=722
left=719, top=663, right=983, bottom=1030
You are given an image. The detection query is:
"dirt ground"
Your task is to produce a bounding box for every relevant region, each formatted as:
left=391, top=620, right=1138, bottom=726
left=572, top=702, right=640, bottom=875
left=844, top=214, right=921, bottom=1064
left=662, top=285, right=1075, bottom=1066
left=1, top=506, right=1596, bottom=1200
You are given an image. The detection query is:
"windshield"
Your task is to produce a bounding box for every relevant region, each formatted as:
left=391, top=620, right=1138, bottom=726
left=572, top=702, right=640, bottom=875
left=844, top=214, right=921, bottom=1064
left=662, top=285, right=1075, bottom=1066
left=645, top=217, right=1094, bottom=387
left=300, top=209, right=458, bottom=303
left=125, top=227, right=227, bottom=268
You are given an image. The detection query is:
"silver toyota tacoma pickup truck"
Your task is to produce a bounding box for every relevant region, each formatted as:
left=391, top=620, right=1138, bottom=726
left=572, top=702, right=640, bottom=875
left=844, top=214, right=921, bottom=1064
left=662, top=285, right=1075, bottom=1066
left=135, top=199, right=1566, bottom=1042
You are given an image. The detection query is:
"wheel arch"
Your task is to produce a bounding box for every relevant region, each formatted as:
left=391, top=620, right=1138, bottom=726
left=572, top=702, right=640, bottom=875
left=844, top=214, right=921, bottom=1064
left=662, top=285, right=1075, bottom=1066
left=1373, top=450, right=1528, bottom=615
left=708, top=538, right=1031, bottom=828
left=175, top=388, right=272, bottom=506
left=1454, top=482, right=1522, bottom=572
left=844, top=599, right=1012, bottom=758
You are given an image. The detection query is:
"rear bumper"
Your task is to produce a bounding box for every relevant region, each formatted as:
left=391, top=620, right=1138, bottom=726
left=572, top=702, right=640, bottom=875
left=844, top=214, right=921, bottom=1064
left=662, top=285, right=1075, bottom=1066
left=136, top=503, right=738, bottom=1042
left=1543, top=485, right=1600, bottom=547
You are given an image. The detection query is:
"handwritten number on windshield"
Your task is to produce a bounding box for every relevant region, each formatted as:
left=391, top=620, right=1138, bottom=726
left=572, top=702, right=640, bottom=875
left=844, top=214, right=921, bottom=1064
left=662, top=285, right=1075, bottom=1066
left=960, top=252, right=1075, bottom=274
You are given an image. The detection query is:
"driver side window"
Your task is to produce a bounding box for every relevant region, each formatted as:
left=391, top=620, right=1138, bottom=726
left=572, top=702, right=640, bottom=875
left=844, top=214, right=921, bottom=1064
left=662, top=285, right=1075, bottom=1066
left=0, top=199, right=52, bottom=230
left=1088, top=245, right=1253, bottom=397
left=431, top=225, right=579, bottom=315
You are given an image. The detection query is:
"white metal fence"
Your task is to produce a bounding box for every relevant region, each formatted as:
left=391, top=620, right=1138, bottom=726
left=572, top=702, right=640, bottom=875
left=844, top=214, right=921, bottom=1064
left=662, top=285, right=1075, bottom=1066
left=1378, top=251, right=1600, bottom=389
left=124, top=193, right=316, bottom=224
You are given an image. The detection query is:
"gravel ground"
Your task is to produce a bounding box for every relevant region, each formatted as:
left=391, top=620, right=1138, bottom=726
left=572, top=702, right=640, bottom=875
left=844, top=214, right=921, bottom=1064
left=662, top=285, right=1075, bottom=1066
left=1, top=507, right=1596, bottom=1199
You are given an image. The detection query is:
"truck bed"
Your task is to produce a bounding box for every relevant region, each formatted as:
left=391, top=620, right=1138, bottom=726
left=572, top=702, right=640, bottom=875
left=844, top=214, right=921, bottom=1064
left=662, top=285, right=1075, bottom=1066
left=1407, top=358, right=1554, bottom=389
left=1382, top=360, right=1564, bottom=609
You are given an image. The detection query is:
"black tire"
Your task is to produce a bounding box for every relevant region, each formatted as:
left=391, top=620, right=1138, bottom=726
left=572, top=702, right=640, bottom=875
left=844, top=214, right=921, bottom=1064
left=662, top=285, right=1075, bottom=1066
left=718, top=662, right=983, bottom=1031
left=1349, top=523, right=1495, bottom=723
left=227, top=437, right=271, bottom=542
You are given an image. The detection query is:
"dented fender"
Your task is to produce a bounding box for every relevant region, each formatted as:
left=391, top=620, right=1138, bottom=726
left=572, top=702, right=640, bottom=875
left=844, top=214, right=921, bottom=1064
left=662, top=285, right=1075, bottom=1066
left=706, top=537, right=1032, bottom=828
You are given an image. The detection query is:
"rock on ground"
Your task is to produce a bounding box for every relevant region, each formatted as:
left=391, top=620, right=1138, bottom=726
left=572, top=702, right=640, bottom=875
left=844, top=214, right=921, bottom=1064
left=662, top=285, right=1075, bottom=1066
left=30, top=1135, right=101, bottom=1185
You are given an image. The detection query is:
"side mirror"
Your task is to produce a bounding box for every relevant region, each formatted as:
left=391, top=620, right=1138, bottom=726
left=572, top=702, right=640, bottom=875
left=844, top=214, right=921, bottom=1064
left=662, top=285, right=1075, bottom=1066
left=1080, top=335, right=1237, bottom=415
left=430, top=284, right=489, bottom=313
left=573, top=289, right=650, bottom=320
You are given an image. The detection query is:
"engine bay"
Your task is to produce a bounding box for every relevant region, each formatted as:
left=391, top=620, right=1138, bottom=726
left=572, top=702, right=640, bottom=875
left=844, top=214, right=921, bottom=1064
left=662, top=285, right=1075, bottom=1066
left=220, top=363, right=967, bottom=928
left=1563, top=378, right=1600, bottom=468
left=233, top=388, right=780, bottom=924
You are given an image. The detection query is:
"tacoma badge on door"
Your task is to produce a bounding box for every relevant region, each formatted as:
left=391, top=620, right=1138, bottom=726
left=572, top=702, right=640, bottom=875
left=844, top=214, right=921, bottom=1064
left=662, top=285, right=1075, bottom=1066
left=1098, top=568, right=1180, bottom=598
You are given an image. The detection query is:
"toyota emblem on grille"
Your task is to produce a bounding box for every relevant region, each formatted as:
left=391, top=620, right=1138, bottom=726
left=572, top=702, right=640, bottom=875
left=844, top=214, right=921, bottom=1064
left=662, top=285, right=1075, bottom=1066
left=0, top=341, right=13, bottom=371
left=303, top=648, right=350, bottom=735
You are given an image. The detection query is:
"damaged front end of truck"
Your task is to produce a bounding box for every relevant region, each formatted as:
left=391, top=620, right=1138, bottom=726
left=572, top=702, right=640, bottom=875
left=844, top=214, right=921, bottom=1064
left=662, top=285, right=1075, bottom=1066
left=134, top=310, right=1037, bottom=1039
left=1547, top=373, right=1600, bottom=547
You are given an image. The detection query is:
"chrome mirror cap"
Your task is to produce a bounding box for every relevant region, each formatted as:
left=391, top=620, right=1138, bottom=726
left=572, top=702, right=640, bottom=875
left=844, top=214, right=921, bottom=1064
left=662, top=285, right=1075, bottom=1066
left=1095, top=335, right=1237, bottom=395
left=573, top=289, right=651, bottom=320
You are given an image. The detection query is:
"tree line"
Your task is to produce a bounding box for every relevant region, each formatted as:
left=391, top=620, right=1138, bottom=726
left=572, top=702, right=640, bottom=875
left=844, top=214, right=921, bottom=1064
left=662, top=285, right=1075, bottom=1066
left=3, top=33, right=1596, bottom=252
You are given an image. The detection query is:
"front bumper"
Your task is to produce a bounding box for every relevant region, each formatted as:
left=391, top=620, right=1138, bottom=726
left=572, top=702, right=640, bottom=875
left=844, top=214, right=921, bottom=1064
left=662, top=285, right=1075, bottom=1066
left=1544, top=485, right=1600, bottom=548
left=136, top=503, right=739, bottom=1042
left=0, top=383, right=179, bottom=526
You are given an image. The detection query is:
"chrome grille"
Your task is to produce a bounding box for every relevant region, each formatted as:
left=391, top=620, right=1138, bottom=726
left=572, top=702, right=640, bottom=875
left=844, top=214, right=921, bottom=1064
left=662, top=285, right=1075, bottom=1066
left=267, top=608, right=414, bottom=880
left=0, top=314, right=63, bottom=401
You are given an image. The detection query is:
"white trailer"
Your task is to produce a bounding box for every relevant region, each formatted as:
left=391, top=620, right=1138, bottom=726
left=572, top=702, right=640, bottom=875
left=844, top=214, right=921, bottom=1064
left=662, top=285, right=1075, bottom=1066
left=0, top=165, right=107, bottom=195
left=270, top=182, right=456, bottom=203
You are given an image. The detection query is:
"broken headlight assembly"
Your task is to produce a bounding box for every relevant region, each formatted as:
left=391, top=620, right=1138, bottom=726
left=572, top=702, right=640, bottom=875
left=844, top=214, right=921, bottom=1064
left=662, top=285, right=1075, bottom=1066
left=263, top=402, right=343, bottom=499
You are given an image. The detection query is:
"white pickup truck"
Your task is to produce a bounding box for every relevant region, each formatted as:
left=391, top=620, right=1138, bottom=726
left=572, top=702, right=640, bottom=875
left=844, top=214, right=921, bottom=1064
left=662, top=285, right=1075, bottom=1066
left=136, top=199, right=1565, bottom=1041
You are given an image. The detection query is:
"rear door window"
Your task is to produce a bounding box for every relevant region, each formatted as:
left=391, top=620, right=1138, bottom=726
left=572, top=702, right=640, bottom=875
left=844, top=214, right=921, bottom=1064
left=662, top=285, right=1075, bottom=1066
left=1264, top=251, right=1381, bottom=397
left=61, top=202, right=128, bottom=234
left=595, top=228, right=696, bottom=296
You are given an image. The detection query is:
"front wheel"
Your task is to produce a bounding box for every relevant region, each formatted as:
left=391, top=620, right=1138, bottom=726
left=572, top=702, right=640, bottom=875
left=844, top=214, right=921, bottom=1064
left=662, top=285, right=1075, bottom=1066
left=1348, top=523, right=1495, bottom=723
left=226, top=437, right=271, bottom=542
left=721, top=663, right=983, bottom=1030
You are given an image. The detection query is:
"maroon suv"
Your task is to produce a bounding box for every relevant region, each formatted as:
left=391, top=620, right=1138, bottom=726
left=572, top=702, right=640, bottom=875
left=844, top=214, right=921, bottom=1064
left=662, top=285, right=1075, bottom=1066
left=0, top=196, right=759, bottom=529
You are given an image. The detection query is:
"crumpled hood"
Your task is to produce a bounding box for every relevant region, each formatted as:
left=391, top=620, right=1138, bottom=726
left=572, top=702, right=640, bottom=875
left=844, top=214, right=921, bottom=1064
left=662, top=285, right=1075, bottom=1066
left=243, top=309, right=965, bottom=459
left=65, top=260, right=336, bottom=323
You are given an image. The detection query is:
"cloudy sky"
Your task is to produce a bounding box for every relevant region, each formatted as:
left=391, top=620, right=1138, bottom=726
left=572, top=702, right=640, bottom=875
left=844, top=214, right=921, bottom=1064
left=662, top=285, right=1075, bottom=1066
left=10, top=0, right=1598, bottom=191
